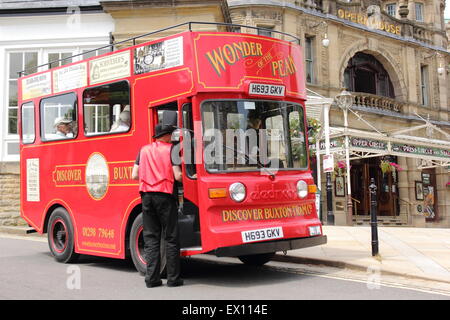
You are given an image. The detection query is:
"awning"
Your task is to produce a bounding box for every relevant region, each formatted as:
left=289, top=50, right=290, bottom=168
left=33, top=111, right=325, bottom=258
left=313, top=126, right=450, bottom=168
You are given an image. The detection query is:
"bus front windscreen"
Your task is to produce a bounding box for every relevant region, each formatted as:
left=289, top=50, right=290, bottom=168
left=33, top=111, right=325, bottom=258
left=201, top=100, right=308, bottom=172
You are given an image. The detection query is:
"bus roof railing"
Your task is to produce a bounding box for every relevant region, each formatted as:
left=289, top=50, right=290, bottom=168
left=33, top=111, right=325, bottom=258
left=18, top=21, right=301, bottom=77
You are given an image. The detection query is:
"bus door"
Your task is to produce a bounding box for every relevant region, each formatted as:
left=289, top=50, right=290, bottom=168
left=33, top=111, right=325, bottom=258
left=155, top=103, right=201, bottom=249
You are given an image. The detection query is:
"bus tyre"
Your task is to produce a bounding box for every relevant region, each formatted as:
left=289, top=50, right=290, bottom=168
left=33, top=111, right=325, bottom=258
left=238, top=252, right=275, bottom=266
left=47, top=207, right=79, bottom=263
left=130, top=213, right=167, bottom=276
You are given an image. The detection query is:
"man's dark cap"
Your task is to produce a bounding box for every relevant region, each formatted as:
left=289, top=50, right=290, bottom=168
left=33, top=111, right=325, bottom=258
left=153, top=123, right=176, bottom=138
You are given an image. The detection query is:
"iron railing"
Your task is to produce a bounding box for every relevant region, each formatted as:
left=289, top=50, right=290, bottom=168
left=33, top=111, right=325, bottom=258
left=18, top=21, right=301, bottom=77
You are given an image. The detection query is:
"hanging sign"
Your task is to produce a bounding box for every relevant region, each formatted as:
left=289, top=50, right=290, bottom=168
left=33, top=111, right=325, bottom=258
left=323, top=154, right=334, bottom=173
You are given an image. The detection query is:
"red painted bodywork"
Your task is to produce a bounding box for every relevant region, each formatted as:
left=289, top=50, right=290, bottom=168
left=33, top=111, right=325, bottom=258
left=18, top=31, right=321, bottom=259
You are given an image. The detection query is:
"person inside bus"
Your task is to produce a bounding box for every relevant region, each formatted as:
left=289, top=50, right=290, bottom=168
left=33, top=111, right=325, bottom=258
left=110, top=110, right=130, bottom=132
left=244, top=110, right=262, bottom=166
left=247, top=110, right=262, bottom=130
left=54, top=117, right=73, bottom=138
left=132, top=123, right=183, bottom=288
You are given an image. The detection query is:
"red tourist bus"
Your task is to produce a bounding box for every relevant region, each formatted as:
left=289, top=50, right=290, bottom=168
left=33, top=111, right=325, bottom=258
left=18, top=22, right=326, bottom=272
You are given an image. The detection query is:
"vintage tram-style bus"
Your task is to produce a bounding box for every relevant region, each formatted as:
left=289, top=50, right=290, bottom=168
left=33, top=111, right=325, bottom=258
left=18, top=22, right=326, bottom=273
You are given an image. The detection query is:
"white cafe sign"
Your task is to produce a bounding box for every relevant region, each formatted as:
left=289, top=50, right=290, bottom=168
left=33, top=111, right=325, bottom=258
left=89, top=51, right=131, bottom=85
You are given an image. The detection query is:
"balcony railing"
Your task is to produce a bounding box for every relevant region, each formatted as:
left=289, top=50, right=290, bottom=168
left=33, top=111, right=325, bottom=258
left=352, top=92, right=403, bottom=113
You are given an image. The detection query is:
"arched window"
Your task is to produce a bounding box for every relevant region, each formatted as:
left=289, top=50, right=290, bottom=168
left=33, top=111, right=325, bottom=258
left=344, top=52, right=395, bottom=98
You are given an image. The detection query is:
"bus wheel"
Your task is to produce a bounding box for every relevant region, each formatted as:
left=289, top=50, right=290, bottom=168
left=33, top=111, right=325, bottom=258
left=238, top=252, right=275, bottom=266
left=130, top=213, right=167, bottom=276
left=47, top=207, right=79, bottom=263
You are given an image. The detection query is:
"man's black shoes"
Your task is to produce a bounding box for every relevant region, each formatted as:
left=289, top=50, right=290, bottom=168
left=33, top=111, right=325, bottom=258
left=167, top=279, right=184, bottom=287
left=146, top=280, right=163, bottom=288
left=145, top=279, right=183, bottom=287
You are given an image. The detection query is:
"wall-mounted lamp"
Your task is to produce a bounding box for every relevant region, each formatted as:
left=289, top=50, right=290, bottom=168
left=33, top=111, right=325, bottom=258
left=423, top=52, right=446, bottom=76
left=307, top=20, right=329, bottom=47
left=322, top=33, right=330, bottom=47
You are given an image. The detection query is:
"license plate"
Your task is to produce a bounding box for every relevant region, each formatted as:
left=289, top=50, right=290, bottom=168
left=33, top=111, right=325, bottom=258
left=248, top=83, right=285, bottom=97
left=241, top=227, right=284, bottom=243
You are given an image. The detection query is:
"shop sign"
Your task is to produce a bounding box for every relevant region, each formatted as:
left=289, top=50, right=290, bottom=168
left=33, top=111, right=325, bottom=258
left=392, top=143, right=450, bottom=159
left=317, top=137, right=344, bottom=150
left=351, top=137, right=387, bottom=150
left=337, top=6, right=401, bottom=35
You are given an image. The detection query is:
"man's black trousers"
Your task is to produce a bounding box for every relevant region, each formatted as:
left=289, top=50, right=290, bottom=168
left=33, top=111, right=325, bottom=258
left=141, top=191, right=181, bottom=285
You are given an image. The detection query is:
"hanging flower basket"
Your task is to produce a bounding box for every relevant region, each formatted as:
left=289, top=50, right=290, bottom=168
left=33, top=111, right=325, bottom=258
left=380, top=160, right=403, bottom=175
left=334, top=160, right=349, bottom=177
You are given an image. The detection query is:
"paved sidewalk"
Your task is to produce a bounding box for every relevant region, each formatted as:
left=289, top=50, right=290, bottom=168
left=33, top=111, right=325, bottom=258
left=277, top=226, right=450, bottom=284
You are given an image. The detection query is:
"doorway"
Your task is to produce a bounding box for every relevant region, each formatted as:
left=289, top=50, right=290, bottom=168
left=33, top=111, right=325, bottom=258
left=351, top=157, right=399, bottom=216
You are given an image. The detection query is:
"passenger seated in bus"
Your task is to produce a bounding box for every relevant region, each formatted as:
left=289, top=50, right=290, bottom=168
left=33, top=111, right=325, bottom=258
left=247, top=116, right=262, bottom=130
left=54, top=117, right=73, bottom=138
left=110, top=110, right=130, bottom=132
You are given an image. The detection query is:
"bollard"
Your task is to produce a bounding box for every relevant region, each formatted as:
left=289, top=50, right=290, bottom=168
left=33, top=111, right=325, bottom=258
left=369, top=178, right=379, bottom=256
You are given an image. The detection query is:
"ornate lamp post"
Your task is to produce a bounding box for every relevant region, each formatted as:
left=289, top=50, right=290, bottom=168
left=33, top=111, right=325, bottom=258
left=335, top=89, right=354, bottom=225
left=323, top=102, right=334, bottom=225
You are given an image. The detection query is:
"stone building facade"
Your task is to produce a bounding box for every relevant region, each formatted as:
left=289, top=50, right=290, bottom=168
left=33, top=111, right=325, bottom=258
left=226, top=0, right=449, bottom=227
left=0, top=0, right=449, bottom=227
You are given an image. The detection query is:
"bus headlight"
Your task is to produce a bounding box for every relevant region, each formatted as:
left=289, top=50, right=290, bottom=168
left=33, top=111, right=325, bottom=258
left=229, top=182, right=246, bottom=202
left=296, top=180, right=308, bottom=198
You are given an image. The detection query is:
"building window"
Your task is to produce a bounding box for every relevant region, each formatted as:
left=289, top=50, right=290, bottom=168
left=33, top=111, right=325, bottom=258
left=231, top=26, right=241, bottom=33
left=386, top=4, right=397, bottom=17
left=420, top=65, right=429, bottom=105
left=8, top=52, right=38, bottom=135
left=82, top=48, right=110, bottom=60
left=305, top=36, right=315, bottom=84
left=415, top=3, right=424, bottom=22
left=257, top=26, right=274, bottom=37
left=47, top=52, right=73, bottom=69
left=344, top=52, right=395, bottom=98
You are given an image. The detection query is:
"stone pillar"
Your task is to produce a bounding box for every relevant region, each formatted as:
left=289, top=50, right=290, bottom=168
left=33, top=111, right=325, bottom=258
left=405, top=47, right=418, bottom=104
left=406, top=158, right=426, bottom=227
left=436, top=166, right=450, bottom=227
left=327, top=23, right=340, bottom=89
left=397, top=156, right=409, bottom=224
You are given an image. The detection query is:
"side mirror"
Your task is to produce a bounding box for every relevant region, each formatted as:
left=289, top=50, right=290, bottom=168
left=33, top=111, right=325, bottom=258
left=171, top=128, right=181, bottom=142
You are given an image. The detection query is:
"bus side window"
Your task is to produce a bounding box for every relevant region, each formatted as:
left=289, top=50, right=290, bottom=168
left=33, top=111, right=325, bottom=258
left=40, top=93, right=78, bottom=141
left=21, top=102, right=35, bottom=144
left=83, top=81, right=130, bottom=136
left=182, top=103, right=197, bottom=178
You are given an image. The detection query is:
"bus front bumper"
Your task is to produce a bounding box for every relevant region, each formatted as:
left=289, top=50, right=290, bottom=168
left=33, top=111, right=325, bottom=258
left=213, top=235, right=327, bottom=257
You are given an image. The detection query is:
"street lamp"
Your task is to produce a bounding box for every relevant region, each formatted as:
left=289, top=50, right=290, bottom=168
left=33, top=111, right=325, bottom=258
left=323, top=103, right=334, bottom=225
left=335, top=89, right=354, bottom=225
